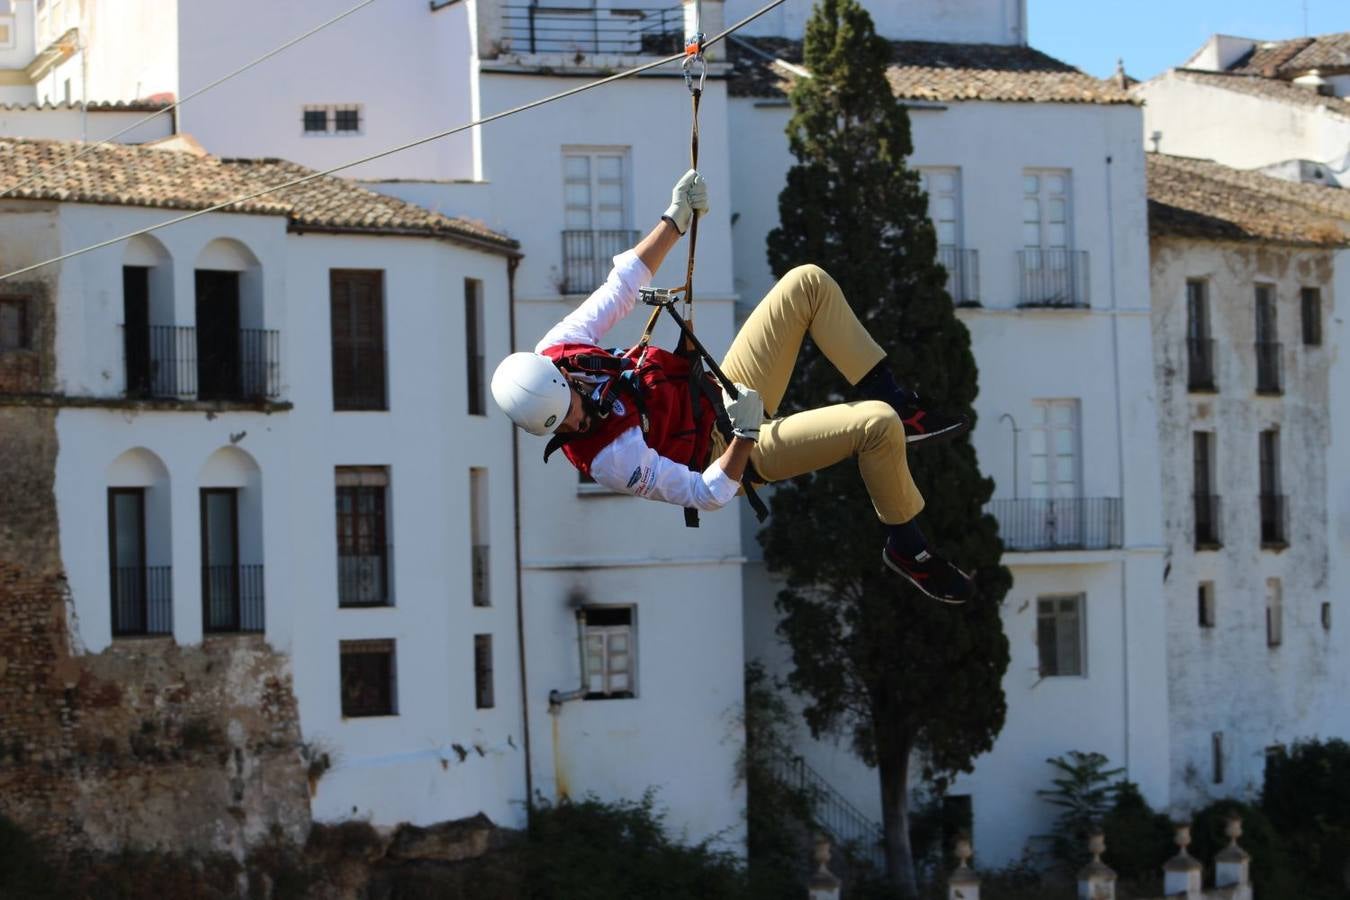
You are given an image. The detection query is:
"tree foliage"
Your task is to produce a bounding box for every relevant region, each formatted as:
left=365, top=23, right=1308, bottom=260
left=761, top=0, right=1011, bottom=890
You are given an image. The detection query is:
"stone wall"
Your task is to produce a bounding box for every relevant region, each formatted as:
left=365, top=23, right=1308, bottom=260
left=0, top=277, right=311, bottom=860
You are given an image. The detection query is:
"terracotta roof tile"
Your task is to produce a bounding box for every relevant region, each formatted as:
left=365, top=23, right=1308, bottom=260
left=728, top=36, right=1135, bottom=104
left=1229, top=32, right=1350, bottom=76
left=1168, top=68, right=1350, bottom=118
left=1147, top=153, right=1350, bottom=246
left=0, top=137, right=518, bottom=254
left=0, top=99, right=172, bottom=112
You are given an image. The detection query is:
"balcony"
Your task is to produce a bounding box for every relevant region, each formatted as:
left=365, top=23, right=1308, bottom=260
left=110, top=566, right=173, bottom=637
left=1187, top=338, right=1216, bottom=392
left=561, top=229, right=640, bottom=294
left=938, top=246, right=980, bottom=306
left=123, top=325, right=281, bottom=401
left=500, top=5, right=683, bottom=57
left=1255, top=341, right=1282, bottom=395
left=338, top=546, right=392, bottom=608
left=1017, top=249, right=1089, bottom=308
left=202, top=564, right=265, bottom=634
left=1193, top=494, right=1222, bottom=549
left=1259, top=494, right=1287, bottom=547
left=986, top=497, right=1122, bottom=551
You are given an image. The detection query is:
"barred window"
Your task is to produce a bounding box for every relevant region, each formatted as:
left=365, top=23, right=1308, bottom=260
left=330, top=270, right=387, bottom=410
left=303, top=108, right=328, bottom=133
left=474, top=634, right=494, bottom=709
left=340, top=639, right=396, bottom=717
left=334, top=106, right=361, bottom=133
left=1301, top=287, right=1322, bottom=346
left=336, top=467, right=390, bottom=607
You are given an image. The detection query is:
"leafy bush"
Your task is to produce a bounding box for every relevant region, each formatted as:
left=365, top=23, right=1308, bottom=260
left=0, top=815, right=66, bottom=900
left=1261, top=738, right=1350, bottom=893
left=1097, top=782, right=1173, bottom=881
left=1037, top=751, right=1124, bottom=866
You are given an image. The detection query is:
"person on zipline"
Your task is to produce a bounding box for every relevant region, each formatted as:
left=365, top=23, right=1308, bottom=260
left=491, top=170, right=974, bottom=604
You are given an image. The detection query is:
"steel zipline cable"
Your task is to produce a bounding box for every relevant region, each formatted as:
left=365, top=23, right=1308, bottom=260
left=0, top=0, right=790, bottom=283
left=0, top=0, right=380, bottom=203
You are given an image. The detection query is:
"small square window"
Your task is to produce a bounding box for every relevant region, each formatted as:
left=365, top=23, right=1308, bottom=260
left=0, top=297, right=30, bottom=352
left=583, top=606, right=636, bottom=699
left=474, top=634, right=494, bottom=709
left=340, top=639, right=396, bottom=717
left=0, top=18, right=15, bottom=50
left=303, top=108, right=329, bottom=133
left=334, top=106, right=361, bottom=133
left=1037, top=594, right=1084, bottom=677
left=1198, top=582, right=1216, bottom=628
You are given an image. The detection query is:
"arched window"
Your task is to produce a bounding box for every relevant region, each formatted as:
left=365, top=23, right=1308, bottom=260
left=193, top=239, right=278, bottom=400
left=199, top=446, right=265, bottom=633
left=121, top=235, right=181, bottom=398
left=107, top=448, right=172, bottom=636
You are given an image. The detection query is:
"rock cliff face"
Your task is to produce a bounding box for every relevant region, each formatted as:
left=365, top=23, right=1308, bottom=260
left=0, top=399, right=311, bottom=857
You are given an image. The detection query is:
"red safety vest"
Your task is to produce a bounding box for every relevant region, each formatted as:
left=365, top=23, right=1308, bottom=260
left=539, top=342, right=719, bottom=479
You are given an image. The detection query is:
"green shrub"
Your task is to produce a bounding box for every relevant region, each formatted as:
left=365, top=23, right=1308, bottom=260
left=0, top=815, right=66, bottom=900
left=1097, top=782, right=1173, bottom=881
left=1261, top=737, right=1350, bottom=893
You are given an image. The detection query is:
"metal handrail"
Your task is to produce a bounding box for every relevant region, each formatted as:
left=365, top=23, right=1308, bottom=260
left=110, top=565, right=173, bottom=636
left=938, top=246, right=980, bottom=305
left=1016, top=248, right=1089, bottom=308
left=500, top=5, right=683, bottom=56
left=202, top=564, right=265, bottom=633
left=985, top=497, right=1122, bottom=551
left=769, top=754, right=886, bottom=871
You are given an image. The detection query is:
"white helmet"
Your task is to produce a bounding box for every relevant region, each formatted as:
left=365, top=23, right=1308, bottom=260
left=490, top=352, right=572, bottom=436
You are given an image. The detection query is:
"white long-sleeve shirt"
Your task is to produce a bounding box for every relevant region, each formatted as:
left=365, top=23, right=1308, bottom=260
left=535, top=250, right=740, bottom=511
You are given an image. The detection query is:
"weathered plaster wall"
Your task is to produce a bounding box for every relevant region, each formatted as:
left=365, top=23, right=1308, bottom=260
left=0, top=202, right=311, bottom=858
left=1150, top=235, right=1336, bottom=810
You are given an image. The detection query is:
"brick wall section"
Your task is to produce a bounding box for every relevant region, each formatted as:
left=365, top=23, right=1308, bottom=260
left=0, top=401, right=311, bottom=856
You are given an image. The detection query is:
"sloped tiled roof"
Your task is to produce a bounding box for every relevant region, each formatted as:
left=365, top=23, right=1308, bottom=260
left=0, top=99, right=172, bottom=112
left=1147, top=153, right=1350, bottom=246
left=1228, top=32, right=1350, bottom=76
left=0, top=137, right=518, bottom=254
left=728, top=36, right=1135, bottom=105
left=1170, top=68, right=1350, bottom=118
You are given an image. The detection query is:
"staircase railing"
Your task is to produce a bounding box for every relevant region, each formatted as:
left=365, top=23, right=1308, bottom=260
left=769, top=754, right=886, bottom=872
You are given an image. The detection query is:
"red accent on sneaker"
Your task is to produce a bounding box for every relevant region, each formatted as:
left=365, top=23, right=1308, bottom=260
left=902, top=409, right=927, bottom=432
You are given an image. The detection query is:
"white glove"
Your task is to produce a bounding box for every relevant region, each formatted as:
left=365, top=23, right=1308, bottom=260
left=722, top=383, right=763, bottom=442
left=663, top=169, right=710, bottom=235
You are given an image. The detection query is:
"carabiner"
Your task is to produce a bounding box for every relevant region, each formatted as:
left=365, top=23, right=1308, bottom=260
left=682, top=33, right=707, bottom=95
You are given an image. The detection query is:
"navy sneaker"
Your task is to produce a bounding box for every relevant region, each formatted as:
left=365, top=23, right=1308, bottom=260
left=882, top=542, right=974, bottom=605
left=898, top=402, right=969, bottom=446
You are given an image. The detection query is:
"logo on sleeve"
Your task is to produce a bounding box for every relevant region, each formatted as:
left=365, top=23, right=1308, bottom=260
left=627, top=467, right=643, bottom=489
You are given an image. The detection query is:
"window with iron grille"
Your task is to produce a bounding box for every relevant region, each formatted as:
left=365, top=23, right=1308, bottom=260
left=1266, top=579, right=1283, bottom=648
left=303, top=108, right=329, bottom=133
left=336, top=467, right=390, bottom=607
left=1301, top=287, right=1322, bottom=346
left=561, top=149, right=632, bottom=293
left=0, top=297, right=30, bottom=351
left=465, top=278, right=486, bottom=415
left=474, top=634, right=494, bottom=709
left=1198, top=582, right=1216, bottom=628
left=583, top=606, right=635, bottom=699
left=1037, top=594, right=1084, bottom=677
left=330, top=270, right=387, bottom=410
left=1255, top=284, right=1281, bottom=394
left=469, top=467, right=489, bottom=607
left=340, top=639, right=396, bottom=716
left=1193, top=431, right=1221, bottom=548
left=1186, top=280, right=1215, bottom=391
left=1259, top=430, right=1285, bottom=546
left=333, top=106, right=361, bottom=133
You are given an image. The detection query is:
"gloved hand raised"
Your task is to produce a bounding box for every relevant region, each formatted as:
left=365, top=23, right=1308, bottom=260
left=722, top=383, right=763, bottom=442
left=663, top=169, right=710, bottom=235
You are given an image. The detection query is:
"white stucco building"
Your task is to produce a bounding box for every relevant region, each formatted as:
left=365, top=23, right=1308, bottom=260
left=1145, top=154, right=1350, bottom=809
left=1135, top=32, right=1350, bottom=182
left=725, top=3, right=1170, bottom=865
left=0, top=136, right=528, bottom=831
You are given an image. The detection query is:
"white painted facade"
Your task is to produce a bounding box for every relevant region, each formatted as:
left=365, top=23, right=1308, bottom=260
left=1, top=193, right=527, bottom=831
left=1136, top=69, right=1350, bottom=176
left=1150, top=233, right=1345, bottom=809
left=733, top=93, right=1170, bottom=864
left=725, top=0, right=1026, bottom=46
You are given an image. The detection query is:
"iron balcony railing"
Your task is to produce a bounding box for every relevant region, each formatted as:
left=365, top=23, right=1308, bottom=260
left=562, top=229, right=640, bottom=294
left=123, top=325, right=281, bottom=401
left=938, top=246, right=980, bottom=305
left=110, top=565, right=173, bottom=637
left=338, top=546, right=392, bottom=608
left=1017, top=248, right=1089, bottom=308
left=1255, top=341, right=1282, bottom=395
left=1193, top=494, right=1222, bottom=548
left=1187, top=338, right=1216, bottom=392
left=500, top=4, right=683, bottom=56
left=1259, top=493, right=1287, bottom=546
left=472, top=543, right=490, bottom=607
left=769, top=754, right=886, bottom=872
left=986, top=497, right=1123, bottom=551
left=202, top=564, right=265, bottom=634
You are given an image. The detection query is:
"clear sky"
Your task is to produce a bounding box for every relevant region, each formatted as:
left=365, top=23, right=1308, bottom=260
left=1025, top=0, right=1350, bottom=81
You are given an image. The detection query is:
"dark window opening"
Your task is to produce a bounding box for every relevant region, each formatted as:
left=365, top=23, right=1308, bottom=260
left=474, top=634, right=494, bottom=709
left=1255, top=285, right=1281, bottom=394
left=336, top=467, right=390, bottom=607
left=0, top=296, right=30, bottom=351
left=1259, top=431, right=1286, bottom=546
left=108, top=488, right=171, bottom=636
left=1193, top=432, right=1220, bottom=548
left=340, top=639, right=396, bottom=717
left=1037, top=595, right=1084, bottom=677
left=195, top=270, right=242, bottom=401
left=334, top=107, right=361, bottom=132
left=1212, top=732, right=1224, bottom=784
left=330, top=270, right=387, bottom=410
left=123, top=266, right=152, bottom=396
left=303, top=109, right=328, bottom=132
left=1198, top=582, right=1216, bottom=628
left=465, top=278, right=486, bottom=415
left=1186, top=280, right=1215, bottom=391
left=1301, top=287, right=1322, bottom=346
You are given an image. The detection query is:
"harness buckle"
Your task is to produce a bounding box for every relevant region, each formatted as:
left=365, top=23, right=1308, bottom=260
left=640, top=287, right=678, bottom=308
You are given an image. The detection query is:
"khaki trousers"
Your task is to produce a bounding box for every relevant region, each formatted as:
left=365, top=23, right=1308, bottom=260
left=715, top=264, right=925, bottom=525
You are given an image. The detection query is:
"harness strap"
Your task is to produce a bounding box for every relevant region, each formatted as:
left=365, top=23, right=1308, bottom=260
left=694, top=370, right=770, bottom=523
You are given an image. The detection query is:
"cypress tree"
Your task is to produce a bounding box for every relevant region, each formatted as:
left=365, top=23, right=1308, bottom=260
left=761, top=1, right=1012, bottom=893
